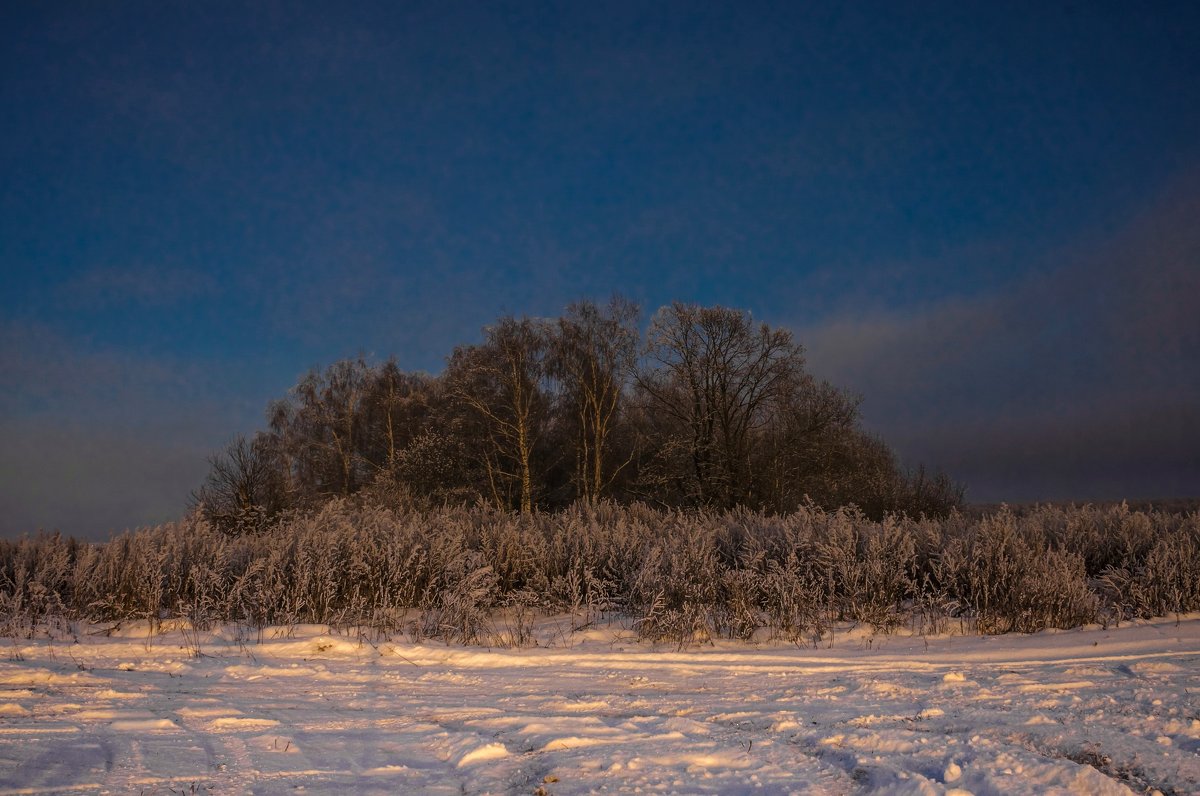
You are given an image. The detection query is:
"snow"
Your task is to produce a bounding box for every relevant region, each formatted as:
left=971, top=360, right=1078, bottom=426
left=0, top=616, right=1197, bottom=795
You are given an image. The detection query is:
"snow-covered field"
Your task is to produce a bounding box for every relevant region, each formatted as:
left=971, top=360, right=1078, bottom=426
left=0, top=617, right=1197, bottom=795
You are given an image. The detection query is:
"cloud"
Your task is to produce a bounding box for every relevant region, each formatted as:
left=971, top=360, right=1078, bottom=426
left=799, top=169, right=1200, bottom=501
left=915, top=397, right=1200, bottom=502
left=57, top=264, right=218, bottom=309
left=0, top=322, right=262, bottom=538
left=0, top=420, right=209, bottom=539
left=2, top=322, right=198, bottom=418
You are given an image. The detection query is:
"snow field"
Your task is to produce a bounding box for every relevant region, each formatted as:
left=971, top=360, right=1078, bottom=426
left=0, top=616, right=1197, bottom=795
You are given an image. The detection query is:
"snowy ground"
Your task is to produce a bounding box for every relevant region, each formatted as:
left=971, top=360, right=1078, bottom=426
left=0, top=617, right=1198, bottom=795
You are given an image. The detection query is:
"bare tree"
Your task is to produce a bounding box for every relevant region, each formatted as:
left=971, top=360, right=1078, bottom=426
left=269, top=358, right=374, bottom=500
left=191, top=433, right=285, bottom=534
left=756, top=379, right=863, bottom=511
left=446, top=317, right=551, bottom=513
left=364, top=359, right=434, bottom=471
left=193, top=302, right=960, bottom=519
left=635, top=303, right=802, bottom=508
left=550, top=297, right=640, bottom=503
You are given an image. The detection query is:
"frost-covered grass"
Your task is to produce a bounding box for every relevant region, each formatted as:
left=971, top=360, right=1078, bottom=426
left=2, top=502, right=1198, bottom=647
left=0, top=617, right=1197, bottom=794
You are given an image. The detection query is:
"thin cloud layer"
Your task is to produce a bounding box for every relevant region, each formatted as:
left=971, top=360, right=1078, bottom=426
left=0, top=324, right=268, bottom=538
left=803, top=172, right=1200, bottom=501
left=57, top=265, right=218, bottom=309
left=0, top=421, right=209, bottom=539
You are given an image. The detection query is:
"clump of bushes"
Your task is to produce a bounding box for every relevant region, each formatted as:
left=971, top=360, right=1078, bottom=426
left=1, top=502, right=1197, bottom=646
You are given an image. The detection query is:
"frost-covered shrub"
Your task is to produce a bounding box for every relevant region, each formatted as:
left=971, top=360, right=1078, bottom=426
left=818, top=511, right=917, bottom=630
left=1042, top=502, right=1160, bottom=576
left=421, top=551, right=500, bottom=645
left=936, top=508, right=1099, bottom=634
left=1100, top=515, right=1200, bottom=619
left=758, top=554, right=830, bottom=642
left=9, top=534, right=72, bottom=635
left=1, top=502, right=1195, bottom=644
left=630, top=522, right=724, bottom=644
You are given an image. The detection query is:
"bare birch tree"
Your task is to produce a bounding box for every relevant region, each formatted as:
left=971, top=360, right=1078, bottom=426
left=446, top=317, right=551, bottom=513
left=365, top=359, right=433, bottom=471
left=551, top=297, right=640, bottom=503
left=269, top=357, right=374, bottom=499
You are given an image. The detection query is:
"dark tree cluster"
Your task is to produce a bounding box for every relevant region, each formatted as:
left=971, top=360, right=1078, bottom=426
left=192, top=299, right=961, bottom=532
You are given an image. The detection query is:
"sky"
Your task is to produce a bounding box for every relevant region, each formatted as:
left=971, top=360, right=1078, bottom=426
left=2, top=1, right=1198, bottom=538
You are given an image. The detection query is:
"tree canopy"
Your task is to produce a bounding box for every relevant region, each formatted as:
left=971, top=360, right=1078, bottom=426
left=192, top=299, right=962, bottom=531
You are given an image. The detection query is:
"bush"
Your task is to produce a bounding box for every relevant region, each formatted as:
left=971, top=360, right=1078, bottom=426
left=2, top=502, right=1195, bottom=645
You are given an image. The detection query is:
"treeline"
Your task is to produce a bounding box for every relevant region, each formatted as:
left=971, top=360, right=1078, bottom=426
left=194, top=299, right=960, bottom=533
left=3, top=503, right=1197, bottom=645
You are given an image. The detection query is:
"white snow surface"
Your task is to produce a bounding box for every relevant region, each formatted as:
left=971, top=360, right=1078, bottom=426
left=1, top=616, right=1198, bottom=795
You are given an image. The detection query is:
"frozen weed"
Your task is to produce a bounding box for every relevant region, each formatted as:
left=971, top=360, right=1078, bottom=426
left=2, top=502, right=1197, bottom=644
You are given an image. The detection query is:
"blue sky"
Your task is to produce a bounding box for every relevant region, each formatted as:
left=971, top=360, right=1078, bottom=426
left=3, top=1, right=1198, bottom=537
